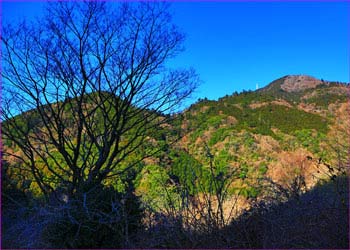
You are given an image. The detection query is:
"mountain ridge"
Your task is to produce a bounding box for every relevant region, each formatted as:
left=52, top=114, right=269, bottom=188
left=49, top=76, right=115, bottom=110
left=2, top=74, right=349, bottom=248
left=3, top=74, right=349, bottom=217
left=259, top=74, right=348, bottom=93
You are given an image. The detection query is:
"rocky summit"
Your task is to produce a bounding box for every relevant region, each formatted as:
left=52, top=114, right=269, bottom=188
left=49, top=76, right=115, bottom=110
left=280, top=75, right=325, bottom=92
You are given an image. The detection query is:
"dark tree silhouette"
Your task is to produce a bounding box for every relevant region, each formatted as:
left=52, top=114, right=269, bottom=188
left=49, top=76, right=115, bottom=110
left=1, top=1, right=198, bottom=200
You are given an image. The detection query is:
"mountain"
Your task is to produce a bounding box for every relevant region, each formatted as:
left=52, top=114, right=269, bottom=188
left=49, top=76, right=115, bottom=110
left=3, top=74, right=349, bottom=193
left=173, top=74, right=349, bottom=198
left=2, top=75, right=349, bottom=248
left=261, top=75, right=324, bottom=93
left=3, top=74, right=349, bottom=195
left=256, top=74, right=348, bottom=104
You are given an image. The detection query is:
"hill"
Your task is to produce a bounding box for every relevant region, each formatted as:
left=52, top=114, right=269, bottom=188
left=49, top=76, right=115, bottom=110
left=2, top=75, right=349, bottom=248
left=166, top=75, right=348, bottom=201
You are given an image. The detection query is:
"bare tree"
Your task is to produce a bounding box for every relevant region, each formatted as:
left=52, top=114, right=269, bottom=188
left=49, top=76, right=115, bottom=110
left=1, top=1, right=198, bottom=200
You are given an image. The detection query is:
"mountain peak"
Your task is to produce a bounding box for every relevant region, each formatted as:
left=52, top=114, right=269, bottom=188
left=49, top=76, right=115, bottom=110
left=261, top=75, right=326, bottom=93
left=280, top=75, right=324, bottom=92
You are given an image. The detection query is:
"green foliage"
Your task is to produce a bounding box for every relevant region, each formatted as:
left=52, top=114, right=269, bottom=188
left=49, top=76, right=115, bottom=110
left=169, top=151, right=202, bottom=195
left=207, top=115, right=224, bottom=128
left=253, top=104, right=328, bottom=134
left=240, top=186, right=260, bottom=198
left=293, top=129, right=327, bottom=156
left=185, top=91, right=329, bottom=147
left=258, top=163, right=268, bottom=175
left=135, top=164, right=179, bottom=210
left=239, top=164, right=248, bottom=180
left=220, top=91, right=275, bottom=105
left=242, top=132, right=255, bottom=147
left=208, top=127, right=231, bottom=146
left=305, top=91, right=348, bottom=107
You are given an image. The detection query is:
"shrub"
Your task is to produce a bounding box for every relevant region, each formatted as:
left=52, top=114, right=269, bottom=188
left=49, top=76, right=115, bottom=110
left=41, top=184, right=143, bottom=248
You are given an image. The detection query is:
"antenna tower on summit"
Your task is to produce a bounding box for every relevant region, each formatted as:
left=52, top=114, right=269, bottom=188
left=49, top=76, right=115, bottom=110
left=256, top=83, right=259, bottom=90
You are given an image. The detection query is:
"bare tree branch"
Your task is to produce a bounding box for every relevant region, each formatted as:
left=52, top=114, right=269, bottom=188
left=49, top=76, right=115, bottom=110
left=2, top=1, right=198, bottom=200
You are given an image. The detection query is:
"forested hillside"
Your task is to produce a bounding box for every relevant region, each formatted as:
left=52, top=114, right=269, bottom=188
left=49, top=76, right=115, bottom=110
left=1, top=1, right=349, bottom=249
left=2, top=73, right=349, bottom=248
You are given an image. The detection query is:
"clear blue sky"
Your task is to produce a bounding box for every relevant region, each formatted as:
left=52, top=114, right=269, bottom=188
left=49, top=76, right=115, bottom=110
left=2, top=1, right=349, bottom=102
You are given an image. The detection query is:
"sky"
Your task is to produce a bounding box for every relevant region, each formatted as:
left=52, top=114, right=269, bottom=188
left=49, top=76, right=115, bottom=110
left=1, top=1, right=349, bottom=103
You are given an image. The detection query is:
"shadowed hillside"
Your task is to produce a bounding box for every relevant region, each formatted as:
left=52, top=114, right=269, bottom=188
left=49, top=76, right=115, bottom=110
left=208, top=176, right=349, bottom=248
left=133, top=176, right=349, bottom=249
left=3, top=173, right=348, bottom=248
